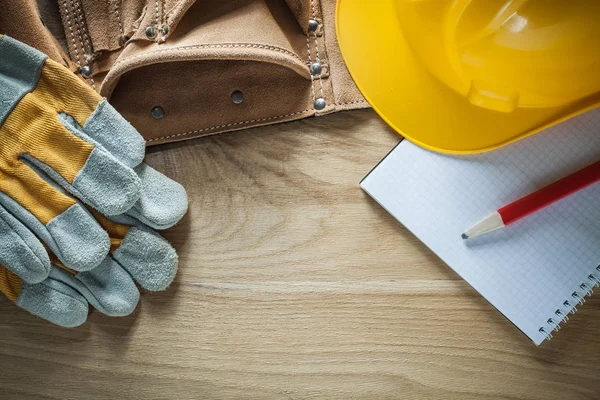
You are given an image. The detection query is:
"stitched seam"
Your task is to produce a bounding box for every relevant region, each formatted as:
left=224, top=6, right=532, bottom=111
left=64, top=0, right=95, bottom=89
left=69, top=0, right=96, bottom=90
left=306, top=36, right=315, bottom=102
left=112, top=0, right=124, bottom=36
left=111, top=43, right=307, bottom=67
left=73, top=0, right=93, bottom=57
left=312, top=36, right=324, bottom=100
left=146, top=109, right=312, bottom=143
left=309, top=0, right=324, bottom=100
left=160, top=0, right=164, bottom=26
left=336, top=100, right=369, bottom=106
left=155, top=0, right=159, bottom=25
left=63, top=0, right=82, bottom=65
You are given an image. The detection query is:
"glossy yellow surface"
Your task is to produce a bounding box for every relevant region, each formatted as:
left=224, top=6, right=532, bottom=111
left=337, top=0, right=600, bottom=153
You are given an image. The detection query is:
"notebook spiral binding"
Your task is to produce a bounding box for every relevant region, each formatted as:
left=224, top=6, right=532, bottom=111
left=538, top=265, right=600, bottom=341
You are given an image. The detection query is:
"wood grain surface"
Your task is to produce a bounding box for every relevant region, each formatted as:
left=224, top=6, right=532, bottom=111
left=0, top=110, right=599, bottom=400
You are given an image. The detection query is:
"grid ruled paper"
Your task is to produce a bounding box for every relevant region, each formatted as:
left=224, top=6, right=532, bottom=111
left=361, top=109, right=600, bottom=345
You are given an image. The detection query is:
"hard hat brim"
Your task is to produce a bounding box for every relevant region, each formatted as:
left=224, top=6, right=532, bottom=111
left=336, top=0, right=599, bottom=154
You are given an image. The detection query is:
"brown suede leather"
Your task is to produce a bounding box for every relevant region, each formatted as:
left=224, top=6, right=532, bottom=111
left=0, top=1, right=75, bottom=70
left=1, top=0, right=368, bottom=145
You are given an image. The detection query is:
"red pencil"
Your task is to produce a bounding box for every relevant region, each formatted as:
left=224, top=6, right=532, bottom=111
left=462, top=159, right=600, bottom=239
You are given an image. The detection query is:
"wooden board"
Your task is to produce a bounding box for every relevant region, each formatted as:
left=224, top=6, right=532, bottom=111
left=1, top=110, right=599, bottom=400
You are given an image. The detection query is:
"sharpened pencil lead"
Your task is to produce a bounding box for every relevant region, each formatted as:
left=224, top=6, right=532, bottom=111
left=463, top=211, right=505, bottom=239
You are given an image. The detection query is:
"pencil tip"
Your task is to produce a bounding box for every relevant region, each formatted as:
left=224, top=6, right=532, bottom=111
left=461, top=233, right=469, bottom=240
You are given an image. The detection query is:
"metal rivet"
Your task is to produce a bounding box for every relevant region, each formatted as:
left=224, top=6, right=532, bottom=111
left=151, top=106, right=165, bottom=119
left=310, top=62, right=322, bottom=75
left=80, top=65, right=92, bottom=77
left=314, top=98, right=326, bottom=110
left=308, top=19, right=319, bottom=32
left=231, top=90, right=244, bottom=105
left=145, top=25, right=156, bottom=39
left=161, top=25, right=169, bottom=37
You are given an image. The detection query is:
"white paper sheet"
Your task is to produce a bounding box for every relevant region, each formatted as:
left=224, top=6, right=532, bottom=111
left=361, top=110, right=600, bottom=344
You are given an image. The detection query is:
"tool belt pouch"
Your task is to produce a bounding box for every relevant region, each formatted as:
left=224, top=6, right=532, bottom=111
left=4, top=0, right=368, bottom=145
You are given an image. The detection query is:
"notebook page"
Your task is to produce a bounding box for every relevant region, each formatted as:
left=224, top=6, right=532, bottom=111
left=361, top=109, right=600, bottom=345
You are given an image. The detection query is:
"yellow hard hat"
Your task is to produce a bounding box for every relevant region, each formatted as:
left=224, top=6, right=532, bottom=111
left=336, top=0, right=600, bottom=154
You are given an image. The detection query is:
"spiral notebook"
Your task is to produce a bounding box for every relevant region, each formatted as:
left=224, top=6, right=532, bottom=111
left=361, top=109, right=600, bottom=345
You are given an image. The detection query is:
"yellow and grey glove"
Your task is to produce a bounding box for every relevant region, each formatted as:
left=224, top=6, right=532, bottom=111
left=0, top=187, right=184, bottom=327
left=0, top=35, right=188, bottom=326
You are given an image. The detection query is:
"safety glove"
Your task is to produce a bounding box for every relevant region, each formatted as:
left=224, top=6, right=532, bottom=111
left=0, top=165, right=186, bottom=327
left=0, top=34, right=185, bottom=280
left=0, top=35, right=188, bottom=325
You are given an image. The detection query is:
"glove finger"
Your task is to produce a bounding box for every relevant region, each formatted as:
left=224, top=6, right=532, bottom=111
left=52, top=259, right=140, bottom=317
left=21, top=112, right=142, bottom=216
left=89, top=211, right=179, bottom=291
left=124, top=164, right=188, bottom=230
left=60, top=110, right=187, bottom=229
left=0, top=164, right=110, bottom=271
left=0, top=204, right=50, bottom=283
left=55, top=106, right=187, bottom=229
left=0, top=267, right=88, bottom=328
left=112, top=226, right=179, bottom=291
left=78, top=99, right=146, bottom=168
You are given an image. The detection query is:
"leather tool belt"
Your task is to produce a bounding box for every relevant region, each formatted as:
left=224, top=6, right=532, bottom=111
left=1, top=0, right=368, bottom=145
